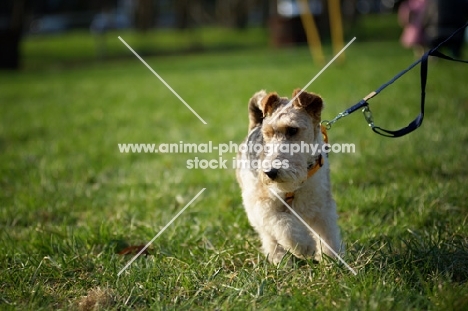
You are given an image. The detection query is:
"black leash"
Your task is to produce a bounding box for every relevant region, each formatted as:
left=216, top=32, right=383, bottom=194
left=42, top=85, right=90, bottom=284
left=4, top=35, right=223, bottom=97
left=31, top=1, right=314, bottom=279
left=322, top=22, right=468, bottom=138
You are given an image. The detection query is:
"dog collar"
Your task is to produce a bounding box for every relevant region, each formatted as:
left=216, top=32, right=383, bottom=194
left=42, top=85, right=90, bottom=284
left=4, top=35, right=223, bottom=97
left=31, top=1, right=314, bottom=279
left=284, top=125, right=328, bottom=205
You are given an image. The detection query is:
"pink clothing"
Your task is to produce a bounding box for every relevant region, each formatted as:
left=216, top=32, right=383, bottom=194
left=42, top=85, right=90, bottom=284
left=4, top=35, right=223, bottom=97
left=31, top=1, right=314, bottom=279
left=398, top=0, right=427, bottom=48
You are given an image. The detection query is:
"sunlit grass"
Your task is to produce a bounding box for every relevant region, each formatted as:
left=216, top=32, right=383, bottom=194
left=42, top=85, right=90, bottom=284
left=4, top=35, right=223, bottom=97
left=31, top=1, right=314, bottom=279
left=1, top=24, right=467, bottom=309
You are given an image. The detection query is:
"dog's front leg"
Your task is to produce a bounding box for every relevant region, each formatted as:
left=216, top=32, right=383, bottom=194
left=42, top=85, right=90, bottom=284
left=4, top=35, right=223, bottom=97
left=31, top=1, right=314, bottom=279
left=261, top=212, right=317, bottom=263
left=308, top=205, right=342, bottom=260
left=257, top=231, right=288, bottom=264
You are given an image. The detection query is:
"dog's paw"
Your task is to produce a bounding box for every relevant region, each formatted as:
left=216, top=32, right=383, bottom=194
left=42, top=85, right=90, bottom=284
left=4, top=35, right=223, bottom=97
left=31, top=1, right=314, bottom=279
left=270, top=251, right=290, bottom=266
left=289, top=243, right=317, bottom=261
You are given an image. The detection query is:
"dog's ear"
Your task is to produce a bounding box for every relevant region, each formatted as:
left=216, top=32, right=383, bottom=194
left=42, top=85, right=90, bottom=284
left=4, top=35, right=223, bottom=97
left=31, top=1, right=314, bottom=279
left=292, top=89, right=323, bottom=120
left=248, top=90, right=267, bottom=131
left=248, top=91, right=281, bottom=131
left=260, top=92, right=281, bottom=117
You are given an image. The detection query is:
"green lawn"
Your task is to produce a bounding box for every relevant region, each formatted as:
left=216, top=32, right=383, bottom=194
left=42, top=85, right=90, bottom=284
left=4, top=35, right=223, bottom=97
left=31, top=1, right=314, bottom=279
left=1, top=24, right=468, bottom=310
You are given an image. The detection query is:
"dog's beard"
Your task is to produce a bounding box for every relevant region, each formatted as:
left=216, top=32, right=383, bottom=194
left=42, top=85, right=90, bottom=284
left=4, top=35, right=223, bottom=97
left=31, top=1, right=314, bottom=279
left=268, top=182, right=300, bottom=193
left=261, top=164, right=308, bottom=193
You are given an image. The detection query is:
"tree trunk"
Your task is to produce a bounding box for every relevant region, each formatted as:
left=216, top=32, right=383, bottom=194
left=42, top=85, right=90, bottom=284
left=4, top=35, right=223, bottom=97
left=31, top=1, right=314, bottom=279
left=175, top=0, right=190, bottom=29
left=135, top=0, right=154, bottom=31
left=0, top=0, right=25, bottom=70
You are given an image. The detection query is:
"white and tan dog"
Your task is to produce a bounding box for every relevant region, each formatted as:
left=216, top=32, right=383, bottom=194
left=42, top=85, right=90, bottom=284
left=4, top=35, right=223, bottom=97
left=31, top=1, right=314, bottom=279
left=236, top=89, right=341, bottom=264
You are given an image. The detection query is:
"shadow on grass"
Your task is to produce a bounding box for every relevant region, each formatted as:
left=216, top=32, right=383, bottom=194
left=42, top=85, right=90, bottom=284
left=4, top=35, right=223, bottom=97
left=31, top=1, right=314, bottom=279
left=354, top=229, right=468, bottom=285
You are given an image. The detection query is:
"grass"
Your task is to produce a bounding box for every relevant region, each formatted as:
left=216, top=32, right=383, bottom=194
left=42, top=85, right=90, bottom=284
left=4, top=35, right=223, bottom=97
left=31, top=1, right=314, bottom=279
left=21, top=27, right=270, bottom=70
left=1, top=17, right=468, bottom=310
left=19, top=13, right=398, bottom=70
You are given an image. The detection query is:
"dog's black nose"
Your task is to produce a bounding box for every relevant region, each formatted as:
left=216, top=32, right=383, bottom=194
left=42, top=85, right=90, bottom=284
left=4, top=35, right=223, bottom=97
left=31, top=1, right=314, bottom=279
left=264, top=168, right=279, bottom=180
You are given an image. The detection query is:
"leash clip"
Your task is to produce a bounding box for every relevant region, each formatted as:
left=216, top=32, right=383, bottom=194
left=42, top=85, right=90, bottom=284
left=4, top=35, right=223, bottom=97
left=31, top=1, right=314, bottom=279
left=321, top=111, right=348, bottom=130
left=362, top=105, right=375, bottom=128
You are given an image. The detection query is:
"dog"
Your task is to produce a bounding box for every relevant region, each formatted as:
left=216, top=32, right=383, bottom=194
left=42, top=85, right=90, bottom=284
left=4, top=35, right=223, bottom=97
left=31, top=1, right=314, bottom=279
left=236, top=89, right=342, bottom=264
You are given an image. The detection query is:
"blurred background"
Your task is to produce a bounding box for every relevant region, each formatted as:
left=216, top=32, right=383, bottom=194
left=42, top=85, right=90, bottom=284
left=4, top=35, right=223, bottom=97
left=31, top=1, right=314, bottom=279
left=0, top=0, right=409, bottom=70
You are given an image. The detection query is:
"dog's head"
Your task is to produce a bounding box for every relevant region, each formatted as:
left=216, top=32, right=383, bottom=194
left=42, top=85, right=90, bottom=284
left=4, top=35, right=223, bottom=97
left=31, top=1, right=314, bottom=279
left=247, top=89, right=324, bottom=192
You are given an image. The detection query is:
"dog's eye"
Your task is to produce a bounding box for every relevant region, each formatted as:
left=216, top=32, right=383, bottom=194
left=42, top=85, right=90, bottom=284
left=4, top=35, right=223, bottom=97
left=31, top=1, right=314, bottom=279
left=286, top=127, right=298, bottom=136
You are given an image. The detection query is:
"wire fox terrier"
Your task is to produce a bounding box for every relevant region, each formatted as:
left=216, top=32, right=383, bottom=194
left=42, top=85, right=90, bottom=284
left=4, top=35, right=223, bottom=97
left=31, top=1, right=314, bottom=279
left=236, top=89, right=342, bottom=264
